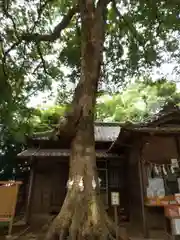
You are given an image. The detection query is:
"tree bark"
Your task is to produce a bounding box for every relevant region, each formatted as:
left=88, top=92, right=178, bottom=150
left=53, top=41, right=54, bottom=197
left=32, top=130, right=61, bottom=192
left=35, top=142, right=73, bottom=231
left=45, top=1, right=126, bottom=239
left=56, top=0, right=105, bottom=140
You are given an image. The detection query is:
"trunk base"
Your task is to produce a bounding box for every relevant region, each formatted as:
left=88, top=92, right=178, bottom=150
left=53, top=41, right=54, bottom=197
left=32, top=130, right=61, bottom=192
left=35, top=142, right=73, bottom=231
left=45, top=187, right=129, bottom=240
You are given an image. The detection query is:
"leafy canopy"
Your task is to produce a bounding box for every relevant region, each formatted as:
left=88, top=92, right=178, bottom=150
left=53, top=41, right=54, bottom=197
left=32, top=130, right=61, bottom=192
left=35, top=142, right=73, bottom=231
left=1, top=0, right=180, bottom=178
left=35, top=78, right=180, bottom=129
left=1, top=0, right=180, bottom=108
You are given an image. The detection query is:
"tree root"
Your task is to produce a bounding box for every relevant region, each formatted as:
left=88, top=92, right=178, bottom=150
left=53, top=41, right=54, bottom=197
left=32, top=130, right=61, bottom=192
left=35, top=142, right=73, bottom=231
left=45, top=189, right=129, bottom=240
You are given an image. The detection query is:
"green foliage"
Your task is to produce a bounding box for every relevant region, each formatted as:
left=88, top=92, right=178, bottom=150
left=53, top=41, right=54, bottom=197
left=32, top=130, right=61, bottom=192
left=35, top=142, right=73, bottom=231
left=37, top=78, right=180, bottom=126
left=0, top=127, right=23, bottom=181
left=96, top=79, right=180, bottom=122
left=1, top=0, right=180, bottom=179
left=31, top=105, right=66, bottom=132
left=1, top=0, right=180, bottom=100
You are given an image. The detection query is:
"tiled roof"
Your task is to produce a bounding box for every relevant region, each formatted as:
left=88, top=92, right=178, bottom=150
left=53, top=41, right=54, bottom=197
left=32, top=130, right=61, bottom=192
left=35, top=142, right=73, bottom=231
left=17, top=148, right=120, bottom=158
left=94, top=123, right=120, bottom=141
left=31, top=122, right=121, bottom=142
left=142, top=104, right=180, bottom=126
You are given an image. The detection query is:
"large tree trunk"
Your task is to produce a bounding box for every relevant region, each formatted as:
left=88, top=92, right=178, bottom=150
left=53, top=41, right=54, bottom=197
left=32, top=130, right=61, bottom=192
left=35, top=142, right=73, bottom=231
left=45, top=1, right=127, bottom=239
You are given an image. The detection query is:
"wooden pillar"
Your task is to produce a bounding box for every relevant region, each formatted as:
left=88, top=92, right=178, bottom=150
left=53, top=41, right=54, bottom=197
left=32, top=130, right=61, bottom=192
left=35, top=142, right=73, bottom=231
left=175, top=137, right=180, bottom=160
left=138, top=139, right=149, bottom=238
left=25, top=159, right=36, bottom=224
left=107, top=159, right=110, bottom=210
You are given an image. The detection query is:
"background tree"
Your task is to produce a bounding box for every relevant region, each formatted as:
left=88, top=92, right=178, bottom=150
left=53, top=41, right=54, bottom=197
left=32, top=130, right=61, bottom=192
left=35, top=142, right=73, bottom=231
left=35, top=77, right=180, bottom=128
left=96, top=78, right=180, bottom=122
left=1, top=0, right=180, bottom=239
left=0, top=106, right=38, bottom=181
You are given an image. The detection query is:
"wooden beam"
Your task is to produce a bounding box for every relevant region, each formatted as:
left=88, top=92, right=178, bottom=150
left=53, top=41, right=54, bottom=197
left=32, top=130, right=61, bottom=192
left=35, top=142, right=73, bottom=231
left=175, top=137, right=180, bottom=161
left=119, top=144, right=132, bottom=147
left=126, top=127, right=180, bottom=135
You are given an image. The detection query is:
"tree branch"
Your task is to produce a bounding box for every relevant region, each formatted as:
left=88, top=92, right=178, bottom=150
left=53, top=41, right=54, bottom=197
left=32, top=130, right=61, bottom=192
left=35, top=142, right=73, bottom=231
left=22, top=6, right=78, bottom=42
left=36, top=43, right=48, bottom=74
left=97, top=0, right=111, bottom=7
left=0, top=42, right=8, bottom=77
left=31, top=0, right=51, bottom=33
left=0, top=40, right=22, bottom=77
left=2, top=0, right=20, bottom=40
left=112, top=0, right=145, bottom=47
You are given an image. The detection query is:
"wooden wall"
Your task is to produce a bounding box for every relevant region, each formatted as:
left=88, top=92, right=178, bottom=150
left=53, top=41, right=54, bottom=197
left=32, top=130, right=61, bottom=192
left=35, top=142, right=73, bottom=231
left=108, top=159, right=129, bottom=222
left=127, top=139, right=165, bottom=235
left=28, top=135, right=179, bottom=231
left=141, top=136, right=180, bottom=231
left=31, top=160, right=68, bottom=216
left=29, top=157, right=129, bottom=223
left=142, top=136, right=179, bottom=163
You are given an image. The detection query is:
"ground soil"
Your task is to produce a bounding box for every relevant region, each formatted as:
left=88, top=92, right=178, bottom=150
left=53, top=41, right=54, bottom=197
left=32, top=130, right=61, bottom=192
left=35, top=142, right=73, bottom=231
left=0, top=225, right=45, bottom=240
left=0, top=225, right=169, bottom=240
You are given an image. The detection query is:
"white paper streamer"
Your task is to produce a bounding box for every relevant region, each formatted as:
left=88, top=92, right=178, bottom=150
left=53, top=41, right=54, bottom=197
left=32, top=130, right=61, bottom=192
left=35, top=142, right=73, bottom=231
left=162, top=164, right=167, bottom=175
left=154, top=165, right=159, bottom=175
left=78, top=177, right=84, bottom=191
left=67, top=179, right=74, bottom=189
left=98, top=177, right=102, bottom=186
left=92, top=176, right=96, bottom=189
left=171, top=164, right=175, bottom=174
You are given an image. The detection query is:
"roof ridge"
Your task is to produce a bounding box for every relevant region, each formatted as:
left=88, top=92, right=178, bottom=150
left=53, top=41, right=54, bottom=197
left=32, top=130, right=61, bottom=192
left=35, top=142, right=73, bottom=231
left=94, top=121, right=120, bottom=126
left=142, top=104, right=180, bottom=126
